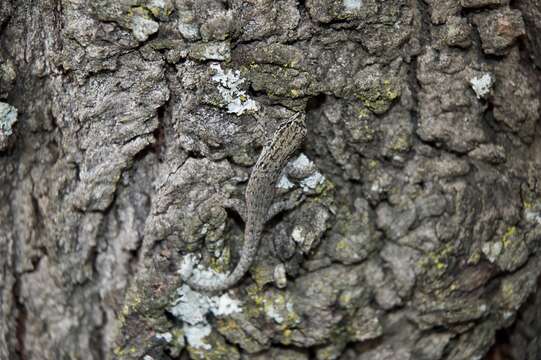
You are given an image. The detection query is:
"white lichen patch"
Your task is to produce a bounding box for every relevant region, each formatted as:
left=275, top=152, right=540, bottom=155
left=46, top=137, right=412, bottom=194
left=525, top=211, right=541, bottom=224
left=266, top=303, right=285, bottom=324
left=0, top=102, right=18, bottom=136
left=172, top=261, right=243, bottom=350
left=262, top=295, right=297, bottom=326
left=290, top=153, right=316, bottom=174
left=478, top=304, right=488, bottom=313
left=177, top=253, right=198, bottom=283
left=156, top=332, right=173, bottom=343
left=277, top=175, right=295, bottom=190
left=149, top=0, right=165, bottom=8
left=343, top=0, right=363, bottom=11
left=503, top=311, right=514, bottom=320
left=170, top=284, right=209, bottom=325
left=300, top=172, right=325, bottom=192
left=482, top=241, right=502, bottom=263
left=210, top=63, right=259, bottom=115
left=273, top=263, right=287, bottom=289
left=370, top=183, right=381, bottom=193
left=291, top=226, right=305, bottom=246
left=210, top=293, right=242, bottom=316
left=143, top=355, right=154, bottom=360
left=132, top=15, right=159, bottom=42
left=184, top=324, right=212, bottom=350
left=470, top=73, right=493, bottom=99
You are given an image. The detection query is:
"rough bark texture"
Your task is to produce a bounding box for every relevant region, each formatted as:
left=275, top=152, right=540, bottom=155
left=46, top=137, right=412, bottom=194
left=1, top=0, right=541, bottom=359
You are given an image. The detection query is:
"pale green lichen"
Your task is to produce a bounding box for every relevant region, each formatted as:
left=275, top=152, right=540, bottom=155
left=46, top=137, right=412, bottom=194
left=300, top=172, right=326, bottom=192
left=0, top=102, right=17, bottom=136
left=343, top=0, right=363, bottom=11
left=129, top=6, right=159, bottom=42
left=210, top=63, right=259, bottom=115
left=169, top=278, right=242, bottom=351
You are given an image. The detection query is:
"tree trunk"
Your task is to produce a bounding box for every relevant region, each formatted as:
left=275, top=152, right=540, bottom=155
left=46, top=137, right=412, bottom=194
left=1, top=0, right=541, bottom=359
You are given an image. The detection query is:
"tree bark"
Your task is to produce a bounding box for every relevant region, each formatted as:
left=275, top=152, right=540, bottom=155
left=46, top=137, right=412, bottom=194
left=1, top=0, right=541, bottom=359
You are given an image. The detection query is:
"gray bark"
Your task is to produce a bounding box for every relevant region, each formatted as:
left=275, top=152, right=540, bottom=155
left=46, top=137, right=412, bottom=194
left=1, top=0, right=541, bottom=359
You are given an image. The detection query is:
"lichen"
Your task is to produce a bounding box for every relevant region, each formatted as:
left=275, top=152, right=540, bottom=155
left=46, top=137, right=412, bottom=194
left=389, top=133, right=412, bottom=153
left=277, top=175, right=295, bottom=190
left=300, top=172, right=326, bottom=192
left=501, top=226, right=516, bottom=248
left=355, top=79, right=401, bottom=114
left=187, top=332, right=240, bottom=360
left=482, top=240, right=502, bottom=263
left=247, top=287, right=301, bottom=330
left=169, top=280, right=242, bottom=350
left=129, top=6, right=159, bottom=42
left=185, top=324, right=212, bottom=350
left=0, top=102, right=17, bottom=136
left=470, top=73, right=493, bottom=99
left=343, top=0, right=363, bottom=11
left=146, top=0, right=174, bottom=18
left=210, top=63, right=259, bottom=115
left=208, top=247, right=231, bottom=273
left=418, top=243, right=456, bottom=273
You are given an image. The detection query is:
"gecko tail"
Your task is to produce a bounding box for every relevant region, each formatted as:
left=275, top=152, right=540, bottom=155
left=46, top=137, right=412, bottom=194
left=182, top=240, right=259, bottom=292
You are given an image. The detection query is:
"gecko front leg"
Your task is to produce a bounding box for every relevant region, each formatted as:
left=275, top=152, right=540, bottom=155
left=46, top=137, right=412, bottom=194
left=220, top=196, right=247, bottom=222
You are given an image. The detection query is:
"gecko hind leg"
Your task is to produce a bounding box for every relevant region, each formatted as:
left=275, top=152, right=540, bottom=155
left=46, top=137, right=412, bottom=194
left=266, top=189, right=305, bottom=223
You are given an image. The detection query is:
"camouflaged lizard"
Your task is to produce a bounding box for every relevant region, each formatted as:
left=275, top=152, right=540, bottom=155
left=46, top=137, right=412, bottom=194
left=184, top=113, right=307, bottom=291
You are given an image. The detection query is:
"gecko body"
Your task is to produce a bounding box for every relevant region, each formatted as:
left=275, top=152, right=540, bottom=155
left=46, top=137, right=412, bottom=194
left=185, top=113, right=307, bottom=291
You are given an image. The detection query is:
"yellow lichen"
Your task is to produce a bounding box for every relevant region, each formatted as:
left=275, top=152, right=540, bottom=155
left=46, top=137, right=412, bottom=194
left=501, top=226, right=517, bottom=248
left=209, top=247, right=231, bottom=272
left=367, top=160, right=379, bottom=169
left=357, top=107, right=371, bottom=119
left=282, top=328, right=293, bottom=344
left=389, top=134, right=411, bottom=152
left=418, top=243, right=455, bottom=272
left=336, top=239, right=350, bottom=251
left=355, top=79, right=401, bottom=114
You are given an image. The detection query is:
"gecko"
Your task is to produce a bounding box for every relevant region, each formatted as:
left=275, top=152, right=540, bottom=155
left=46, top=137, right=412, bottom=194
left=184, top=112, right=307, bottom=291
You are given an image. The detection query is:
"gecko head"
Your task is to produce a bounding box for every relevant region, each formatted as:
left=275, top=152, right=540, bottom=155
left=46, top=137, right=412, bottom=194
left=265, top=112, right=307, bottom=161
left=282, top=112, right=307, bottom=144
